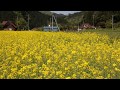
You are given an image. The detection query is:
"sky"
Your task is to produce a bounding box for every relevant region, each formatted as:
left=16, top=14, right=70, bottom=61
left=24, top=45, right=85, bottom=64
left=51, top=11, right=80, bottom=15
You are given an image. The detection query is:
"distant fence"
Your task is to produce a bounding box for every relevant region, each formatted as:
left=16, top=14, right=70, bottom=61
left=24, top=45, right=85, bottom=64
left=43, top=26, right=59, bottom=31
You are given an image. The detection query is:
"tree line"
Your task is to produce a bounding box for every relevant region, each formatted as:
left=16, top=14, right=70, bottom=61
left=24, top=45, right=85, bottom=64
left=0, top=11, right=52, bottom=30
left=0, top=11, right=68, bottom=30
left=65, top=11, right=120, bottom=29
left=0, top=11, right=120, bottom=31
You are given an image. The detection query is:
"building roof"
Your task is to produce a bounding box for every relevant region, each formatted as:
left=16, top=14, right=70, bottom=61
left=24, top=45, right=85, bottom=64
left=2, top=21, right=17, bottom=28
left=2, top=21, right=8, bottom=25
left=80, top=23, right=94, bottom=29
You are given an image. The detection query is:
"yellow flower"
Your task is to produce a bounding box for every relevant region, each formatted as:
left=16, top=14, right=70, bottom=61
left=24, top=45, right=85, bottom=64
left=22, top=54, right=27, bottom=59
left=66, top=77, right=71, bottom=79
left=113, top=64, right=117, bottom=67
left=75, top=61, right=78, bottom=65
left=115, top=68, right=120, bottom=71
left=53, top=54, right=58, bottom=59
left=0, top=31, right=120, bottom=79
left=71, top=51, right=76, bottom=54
left=96, top=76, right=104, bottom=79
left=60, top=74, right=64, bottom=78
left=117, top=59, right=120, bottom=62
left=104, top=66, right=108, bottom=69
left=14, top=56, right=18, bottom=60
left=11, top=68, right=17, bottom=72
left=56, top=71, right=62, bottom=75
left=18, top=71, right=22, bottom=75
left=7, top=74, right=13, bottom=79
left=65, top=67, right=69, bottom=71
left=72, top=74, right=77, bottom=78
left=107, top=74, right=111, bottom=78
left=31, top=73, right=36, bottom=77
left=45, top=52, right=49, bottom=55
left=42, top=71, right=49, bottom=76
left=67, top=55, right=72, bottom=59
left=0, top=75, right=4, bottom=79
left=47, top=59, right=52, bottom=64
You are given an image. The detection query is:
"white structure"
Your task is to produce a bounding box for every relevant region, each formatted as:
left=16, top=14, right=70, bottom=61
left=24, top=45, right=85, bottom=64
left=9, top=28, right=12, bottom=31
left=43, top=15, right=60, bottom=32
left=77, top=24, right=81, bottom=32
left=78, top=28, right=81, bottom=32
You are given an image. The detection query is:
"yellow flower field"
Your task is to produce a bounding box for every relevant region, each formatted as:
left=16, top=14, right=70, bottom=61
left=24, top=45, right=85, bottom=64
left=0, top=31, right=120, bottom=79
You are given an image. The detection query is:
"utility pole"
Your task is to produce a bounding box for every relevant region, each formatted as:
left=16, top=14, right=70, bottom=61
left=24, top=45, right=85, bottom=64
left=28, top=14, right=29, bottom=30
left=28, top=14, right=30, bottom=30
left=83, top=19, right=84, bottom=24
left=25, top=11, right=30, bottom=30
left=78, top=23, right=79, bottom=29
left=49, top=17, right=52, bottom=30
left=53, top=15, right=60, bottom=31
left=52, top=15, right=53, bottom=30
left=93, top=15, right=95, bottom=26
left=82, top=15, right=84, bottom=24
left=17, top=15, right=19, bottom=30
left=112, top=15, right=114, bottom=30
left=50, top=18, right=51, bottom=26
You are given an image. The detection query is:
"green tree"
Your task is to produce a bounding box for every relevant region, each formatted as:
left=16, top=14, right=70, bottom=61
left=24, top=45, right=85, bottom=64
left=14, top=11, right=27, bottom=30
left=0, top=23, right=3, bottom=30
left=17, top=17, right=27, bottom=30
left=105, top=20, right=112, bottom=28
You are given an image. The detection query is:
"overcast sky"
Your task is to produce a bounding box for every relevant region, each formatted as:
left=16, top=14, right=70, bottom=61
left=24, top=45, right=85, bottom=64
left=51, top=11, right=80, bottom=15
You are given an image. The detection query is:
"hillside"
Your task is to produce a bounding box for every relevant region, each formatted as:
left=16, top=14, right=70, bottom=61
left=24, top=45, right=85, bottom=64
left=0, top=11, right=51, bottom=30
left=1, top=11, right=120, bottom=30
left=0, top=11, right=68, bottom=30
left=39, top=11, right=53, bottom=15
left=65, top=11, right=120, bottom=28
left=40, top=11, right=65, bottom=17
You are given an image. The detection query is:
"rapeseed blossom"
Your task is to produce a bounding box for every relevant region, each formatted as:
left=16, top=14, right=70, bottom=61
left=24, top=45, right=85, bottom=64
left=0, top=31, right=120, bottom=79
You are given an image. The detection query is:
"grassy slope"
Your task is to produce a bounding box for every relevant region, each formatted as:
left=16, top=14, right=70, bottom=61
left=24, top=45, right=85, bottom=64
left=76, top=28, right=120, bottom=41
